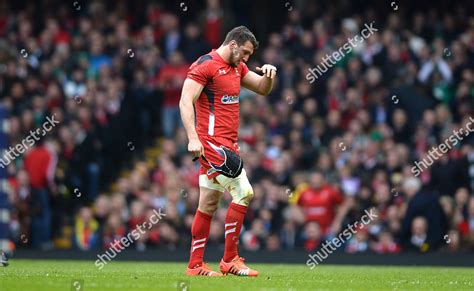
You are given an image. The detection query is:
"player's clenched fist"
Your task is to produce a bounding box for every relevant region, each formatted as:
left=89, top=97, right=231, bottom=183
left=256, top=64, right=277, bottom=79
left=188, top=138, right=203, bottom=157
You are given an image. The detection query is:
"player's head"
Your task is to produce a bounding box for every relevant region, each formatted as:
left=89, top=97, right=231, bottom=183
left=222, top=26, right=259, bottom=66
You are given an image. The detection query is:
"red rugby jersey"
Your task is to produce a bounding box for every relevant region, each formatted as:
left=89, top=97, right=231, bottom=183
left=186, top=50, right=249, bottom=142
left=297, top=185, right=344, bottom=232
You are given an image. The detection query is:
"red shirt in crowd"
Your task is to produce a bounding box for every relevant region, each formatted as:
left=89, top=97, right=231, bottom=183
left=204, top=15, right=223, bottom=48
left=297, top=185, right=343, bottom=232
left=24, top=145, right=56, bottom=189
left=156, top=63, right=189, bottom=107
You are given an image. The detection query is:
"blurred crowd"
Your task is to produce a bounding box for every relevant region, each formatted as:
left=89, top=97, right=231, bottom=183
left=1, top=0, right=473, bottom=253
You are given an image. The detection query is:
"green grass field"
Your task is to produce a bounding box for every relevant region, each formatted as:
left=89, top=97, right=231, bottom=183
left=1, top=260, right=473, bottom=290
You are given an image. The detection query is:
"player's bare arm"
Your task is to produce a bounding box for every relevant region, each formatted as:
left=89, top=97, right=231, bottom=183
left=179, top=78, right=204, bottom=158
left=241, top=65, right=277, bottom=96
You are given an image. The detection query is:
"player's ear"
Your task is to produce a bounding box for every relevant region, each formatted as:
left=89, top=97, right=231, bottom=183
left=229, top=40, right=238, bottom=50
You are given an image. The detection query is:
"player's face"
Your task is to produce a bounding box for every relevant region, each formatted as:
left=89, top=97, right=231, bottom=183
left=231, top=40, right=254, bottom=66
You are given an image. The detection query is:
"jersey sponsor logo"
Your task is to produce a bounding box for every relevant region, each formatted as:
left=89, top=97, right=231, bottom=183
left=221, top=95, right=239, bottom=104
left=218, top=69, right=227, bottom=75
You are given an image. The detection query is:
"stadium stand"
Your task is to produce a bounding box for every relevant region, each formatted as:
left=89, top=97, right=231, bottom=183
left=0, top=0, right=473, bottom=257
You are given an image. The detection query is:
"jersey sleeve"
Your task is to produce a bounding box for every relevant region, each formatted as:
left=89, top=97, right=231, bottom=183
left=240, top=62, right=250, bottom=79
left=187, top=61, right=212, bottom=86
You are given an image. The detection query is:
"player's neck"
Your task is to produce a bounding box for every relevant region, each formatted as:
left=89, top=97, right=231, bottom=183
left=216, top=46, right=232, bottom=65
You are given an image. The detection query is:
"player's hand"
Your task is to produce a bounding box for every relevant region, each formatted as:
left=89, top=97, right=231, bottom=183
left=188, top=138, right=203, bottom=158
left=256, top=64, right=277, bottom=79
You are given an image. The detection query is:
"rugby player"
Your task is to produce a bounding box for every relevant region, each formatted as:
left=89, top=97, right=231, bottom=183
left=179, top=26, right=276, bottom=276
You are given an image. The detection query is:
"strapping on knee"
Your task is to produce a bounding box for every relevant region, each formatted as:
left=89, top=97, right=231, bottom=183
left=232, top=187, right=254, bottom=206
left=228, top=178, right=254, bottom=206
left=215, top=169, right=254, bottom=206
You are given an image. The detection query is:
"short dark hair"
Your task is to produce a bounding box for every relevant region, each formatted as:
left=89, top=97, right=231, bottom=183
left=223, top=26, right=259, bottom=50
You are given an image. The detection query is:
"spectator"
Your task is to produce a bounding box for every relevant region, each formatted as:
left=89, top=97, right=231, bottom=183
left=155, top=52, right=188, bottom=137
left=400, top=178, right=448, bottom=251
left=407, top=216, right=430, bottom=252
left=24, top=141, right=57, bottom=249
left=302, top=221, right=321, bottom=252
left=103, top=213, right=126, bottom=249
left=297, top=171, right=350, bottom=235
left=74, top=206, right=99, bottom=250
left=346, top=226, right=369, bottom=253
left=371, top=231, right=400, bottom=254
left=8, top=170, right=31, bottom=247
left=180, top=23, right=211, bottom=64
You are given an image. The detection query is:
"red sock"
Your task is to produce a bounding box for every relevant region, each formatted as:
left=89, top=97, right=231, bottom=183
left=223, top=202, right=248, bottom=262
left=188, top=209, right=212, bottom=268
